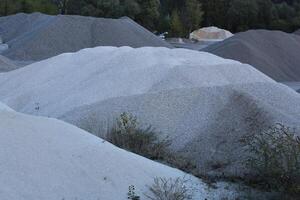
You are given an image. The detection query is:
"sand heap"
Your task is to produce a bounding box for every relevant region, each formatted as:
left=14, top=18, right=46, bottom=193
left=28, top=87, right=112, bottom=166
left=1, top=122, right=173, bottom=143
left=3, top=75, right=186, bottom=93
left=0, top=12, right=171, bottom=62
left=203, top=30, right=300, bottom=82
left=190, top=26, right=233, bottom=42
left=0, top=47, right=299, bottom=178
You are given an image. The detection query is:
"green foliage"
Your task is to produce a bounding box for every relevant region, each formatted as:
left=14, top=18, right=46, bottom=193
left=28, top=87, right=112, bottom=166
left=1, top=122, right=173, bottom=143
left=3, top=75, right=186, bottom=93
left=227, top=0, right=260, bottom=32
left=52, top=0, right=68, bottom=14
left=96, top=0, right=123, bottom=18
left=128, top=185, right=140, bottom=200
left=80, top=112, right=197, bottom=178
left=201, top=0, right=230, bottom=28
left=135, top=0, right=160, bottom=30
left=145, top=177, right=192, bottom=200
left=0, top=0, right=58, bottom=16
left=184, top=0, right=204, bottom=33
left=242, top=123, right=300, bottom=194
left=170, top=10, right=183, bottom=37
left=1, top=0, right=300, bottom=36
left=122, top=0, right=141, bottom=19
left=256, top=0, right=274, bottom=27
left=107, top=112, right=171, bottom=160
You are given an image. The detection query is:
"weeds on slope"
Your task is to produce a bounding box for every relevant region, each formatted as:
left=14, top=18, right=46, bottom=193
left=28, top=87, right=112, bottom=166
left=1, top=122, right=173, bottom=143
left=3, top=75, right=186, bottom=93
left=81, top=112, right=197, bottom=173
left=242, top=123, right=300, bottom=196
left=81, top=112, right=300, bottom=198
left=106, top=112, right=171, bottom=160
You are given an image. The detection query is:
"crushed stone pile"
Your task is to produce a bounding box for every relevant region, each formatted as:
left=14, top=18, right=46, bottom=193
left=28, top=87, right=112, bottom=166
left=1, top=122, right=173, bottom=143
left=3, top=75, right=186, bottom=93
left=0, top=55, right=18, bottom=72
left=203, top=30, right=300, bottom=82
left=1, top=102, right=249, bottom=200
left=0, top=44, right=8, bottom=53
left=0, top=12, right=172, bottom=62
left=0, top=47, right=299, bottom=178
left=190, top=26, right=233, bottom=42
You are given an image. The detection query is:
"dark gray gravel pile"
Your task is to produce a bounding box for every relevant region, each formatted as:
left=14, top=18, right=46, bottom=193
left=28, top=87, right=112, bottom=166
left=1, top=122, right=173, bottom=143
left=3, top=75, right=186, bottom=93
left=203, top=30, right=300, bottom=82
left=0, top=12, right=171, bottom=62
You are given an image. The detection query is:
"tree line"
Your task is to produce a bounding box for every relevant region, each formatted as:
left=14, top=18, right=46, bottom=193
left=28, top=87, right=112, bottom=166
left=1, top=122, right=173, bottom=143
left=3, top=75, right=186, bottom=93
left=1, top=0, right=300, bottom=37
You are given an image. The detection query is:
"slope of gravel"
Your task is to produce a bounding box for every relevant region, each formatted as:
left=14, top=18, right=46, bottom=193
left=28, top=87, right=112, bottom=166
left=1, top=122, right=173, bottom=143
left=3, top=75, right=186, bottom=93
left=166, top=38, right=215, bottom=50
left=282, top=82, right=300, bottom=93
left=0, top=12, right=171, bottom=62
left=0, top=47, right=299, bottom=178
left=63, top=83, right=300, bottom=177
left=294, top=29, right=300, bottom=35
left=0, top=55, right=18, bottom=72
left=203, top=30, right=300, bottom=82
left=2, top=102, right=254, bottom=200
left=0, top=47, right=273, bottom=118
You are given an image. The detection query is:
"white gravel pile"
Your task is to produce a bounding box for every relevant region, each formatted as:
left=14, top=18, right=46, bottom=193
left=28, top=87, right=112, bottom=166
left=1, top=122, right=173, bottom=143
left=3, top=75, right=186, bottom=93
left=0, top=47, right=299, bottom=177
left=1, top=102, right=255, bottom=200
left=0, top=12, right=171, bottom=62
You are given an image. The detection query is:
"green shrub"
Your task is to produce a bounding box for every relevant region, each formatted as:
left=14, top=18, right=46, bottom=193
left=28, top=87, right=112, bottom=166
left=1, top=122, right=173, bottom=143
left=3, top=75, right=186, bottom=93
left=242, top=123, right=300, bottom=194
left=81, top=112, right=197, bottom=179
left=106, top=112, right=171, bottom=160
left=145, top=177, right=192, bottom=200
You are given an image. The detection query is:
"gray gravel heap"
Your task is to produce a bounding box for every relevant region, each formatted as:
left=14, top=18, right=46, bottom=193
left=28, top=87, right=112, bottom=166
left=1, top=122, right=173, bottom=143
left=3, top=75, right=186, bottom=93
left=203, top=30, right=300, bottom=82
left=295, top=29, right=300, bottom=35
left=63, top=82, right=300, bottom=178
left=0, top=55, right=18, bottom=72
left=0, top=12, right=171, bottom=62
left=1, top=46, right=299, bottom=178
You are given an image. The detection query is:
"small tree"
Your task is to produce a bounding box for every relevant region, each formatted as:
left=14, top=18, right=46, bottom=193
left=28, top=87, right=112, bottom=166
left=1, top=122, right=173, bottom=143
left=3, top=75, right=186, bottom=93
left=52, top=0, right=68, bottom=14
left=81, top=112, right=196, bottom=175
left=242, top=123, right=300, bottom=193
left=170, top=10, right=183, bottom=37
left=107, top=112, right=171, bottom=160
left=136, top=0, right=160, bottom=30
left=184, top=0, right=204, bottom=33
left=21, top=0, right=32, bottom=13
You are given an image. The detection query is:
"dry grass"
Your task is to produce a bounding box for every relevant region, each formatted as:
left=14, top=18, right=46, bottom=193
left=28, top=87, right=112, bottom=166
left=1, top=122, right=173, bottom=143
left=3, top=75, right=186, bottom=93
left=145, top=177, right=192, bottom=200
left=106, top=112, right=171, bottom=160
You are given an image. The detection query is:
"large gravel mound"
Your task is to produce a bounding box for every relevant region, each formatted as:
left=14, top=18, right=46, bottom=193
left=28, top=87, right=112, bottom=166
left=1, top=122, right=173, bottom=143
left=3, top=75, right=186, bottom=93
left=203, top=30, right=300, bottom=82
left=63, top=83, right=300, bottom=177
left=1, top=102, right=244, bottom=200
left=0, top=47, right=299, bottom=178
left=0, top=47, right=272, bottom=117
left=0, top=12, right=171, bottom=62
